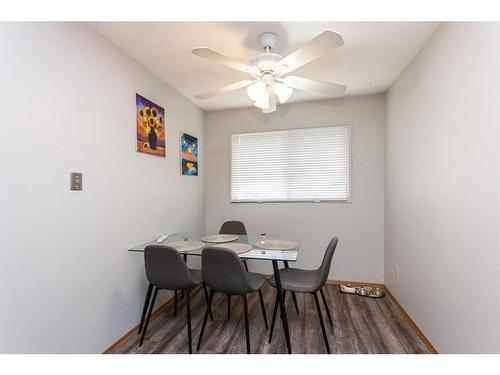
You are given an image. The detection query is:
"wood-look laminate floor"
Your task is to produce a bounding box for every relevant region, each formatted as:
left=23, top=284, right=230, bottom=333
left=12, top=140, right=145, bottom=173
left=114, top=283, right=430, bottom=354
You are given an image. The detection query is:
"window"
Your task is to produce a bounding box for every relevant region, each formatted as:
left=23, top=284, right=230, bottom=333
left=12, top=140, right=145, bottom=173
left=231, top=125, right=350, bottom=202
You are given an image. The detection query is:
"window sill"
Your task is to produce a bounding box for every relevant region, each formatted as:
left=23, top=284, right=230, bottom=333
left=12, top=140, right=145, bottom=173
left=230, top=199, right=352, bottom=204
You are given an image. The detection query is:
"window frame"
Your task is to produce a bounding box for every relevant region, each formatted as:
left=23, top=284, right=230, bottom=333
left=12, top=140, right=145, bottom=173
left=229, top=123, right=352, bottom=204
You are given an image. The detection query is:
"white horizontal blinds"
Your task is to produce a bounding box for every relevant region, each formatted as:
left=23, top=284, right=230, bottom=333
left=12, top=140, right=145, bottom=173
left=231, top=125, right=350, bottom=202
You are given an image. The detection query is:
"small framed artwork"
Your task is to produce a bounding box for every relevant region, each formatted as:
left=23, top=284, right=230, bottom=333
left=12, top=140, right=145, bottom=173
left=136, top=94, right=166, bottom=157
left=180, top=132, right=198, bottom=176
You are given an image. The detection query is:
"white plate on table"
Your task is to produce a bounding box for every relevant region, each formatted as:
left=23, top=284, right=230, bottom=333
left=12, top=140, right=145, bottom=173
left=201, top=234, right=239, bottom=243
left=212, top=242, right=252, bottom=254
left=167, top=241, right=204, bottom=252
left=255, top=239, right=298, bottom=251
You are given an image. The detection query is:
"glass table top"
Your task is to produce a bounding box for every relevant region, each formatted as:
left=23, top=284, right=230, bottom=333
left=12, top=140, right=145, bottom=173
left=128, top=232, right=300, bottom=262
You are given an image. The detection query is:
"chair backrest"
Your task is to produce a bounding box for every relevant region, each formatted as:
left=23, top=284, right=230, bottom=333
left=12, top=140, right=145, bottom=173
left=219, top=221, right=247, bottom=235
left=202, top=247, right=250, bottom=295
left=144, top=245, right=195, bottom=291
left=315, top=237, right=338, bottom=289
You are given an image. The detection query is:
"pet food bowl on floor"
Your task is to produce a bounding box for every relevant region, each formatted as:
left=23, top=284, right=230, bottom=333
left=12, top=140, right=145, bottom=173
left=339, top=284, right=385, bottom=298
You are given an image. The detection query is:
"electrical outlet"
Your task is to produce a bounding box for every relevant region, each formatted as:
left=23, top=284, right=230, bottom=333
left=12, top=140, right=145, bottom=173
left=70, top=172, right=82, bottom=191
left=395, top=265, right=400, bottom=279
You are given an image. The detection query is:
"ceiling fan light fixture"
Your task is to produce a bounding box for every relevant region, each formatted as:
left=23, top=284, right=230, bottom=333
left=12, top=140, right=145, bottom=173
left=272, top=82, right=293, bottom=104
left=246, top=81, right=267, bottom=102
left=192, top=30, right=347, bottom=112
left=254, top=95, right=270, bottom=109
left=247, top=80, right=270, bottom=109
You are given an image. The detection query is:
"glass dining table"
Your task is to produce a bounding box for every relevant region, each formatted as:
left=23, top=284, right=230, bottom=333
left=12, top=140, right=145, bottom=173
left=128, top=232, right=300, bottom=353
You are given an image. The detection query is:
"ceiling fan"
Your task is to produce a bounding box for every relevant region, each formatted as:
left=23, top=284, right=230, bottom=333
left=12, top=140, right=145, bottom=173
left=192, top=30, right=346, bottom=113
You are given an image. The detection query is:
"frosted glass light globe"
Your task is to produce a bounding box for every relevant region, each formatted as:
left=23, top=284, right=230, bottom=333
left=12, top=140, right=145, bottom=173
left=247, top=81, right=268, bottom=102
left=272, top=82, right=293, bottom=103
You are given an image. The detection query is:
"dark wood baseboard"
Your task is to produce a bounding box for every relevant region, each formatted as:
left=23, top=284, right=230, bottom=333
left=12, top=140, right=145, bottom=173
left=103, top=279, right=438, bottom=354
left=103, top=294, right=175, bottom=354
left=384, top=287, right=438, bottom=354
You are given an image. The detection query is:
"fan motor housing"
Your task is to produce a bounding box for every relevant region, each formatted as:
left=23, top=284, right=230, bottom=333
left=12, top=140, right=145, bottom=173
left=250, top=52, right=283, bottom=73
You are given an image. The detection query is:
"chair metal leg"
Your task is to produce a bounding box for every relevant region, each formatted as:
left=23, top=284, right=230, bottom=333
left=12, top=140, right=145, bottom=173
left=313, top=291, right=331, bottom=354
left=243, top=260, right=249, bottom=271
left=272, top=259, right=292, bottom=353
left=269, top=292, right=279, bottom=343
left=138, top=283, right=153, bottom=334
left=269, top=290, right=286, bottom=343
left=139, top=286, right=158, bottom=347
left=290, top=292, right=299, bottom=315
left=202, top=283, right=213, bottom=320
left=320, top=288, right=333, bottom=327
left=284, top=261, right=299, bottom=315
left=227, top=294, right=231, bottom=320
left=174, top=290, right=177, bottom=316
left=197, top=289, right=214, bottom=351
left=243, top=295, right=251, bottom=354
left=180, top=256, right=187, bottom=301
left=186, top=289, right=192, bottom=354
left=258, top=289, right=268, bottom=329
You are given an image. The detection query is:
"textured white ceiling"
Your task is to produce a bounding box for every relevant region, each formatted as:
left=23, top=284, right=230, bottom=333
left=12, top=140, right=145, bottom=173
left=90, top=22, right=439, bottom=111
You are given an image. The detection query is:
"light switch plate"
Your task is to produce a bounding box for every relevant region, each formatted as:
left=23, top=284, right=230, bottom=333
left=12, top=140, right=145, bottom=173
left=70, top=172, right=82, bottom=191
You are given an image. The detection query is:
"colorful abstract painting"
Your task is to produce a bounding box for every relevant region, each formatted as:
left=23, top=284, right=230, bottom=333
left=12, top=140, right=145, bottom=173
left=180, top=132, right=198, bottom=176
left=136, top=94, right=166, bottom=157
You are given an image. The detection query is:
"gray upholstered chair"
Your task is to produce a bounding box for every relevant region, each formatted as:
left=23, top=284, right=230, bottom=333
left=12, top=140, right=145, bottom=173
left=139, top=245, right=211, bottom=353
left=269, top=237, right=338, bottom=353
left=219, top=220, right=249, bottom=320
left=219, top=220, right=249, bottom=272
left=219, top=220, right=247, bottom=237
left=197, top=246, right=268, bottom=354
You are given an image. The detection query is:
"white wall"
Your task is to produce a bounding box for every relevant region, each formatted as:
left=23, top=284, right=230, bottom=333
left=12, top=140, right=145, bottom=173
left=204, top=95, right=385, bottom=282
left=0, top=23, right=204, bottom=353
left=385, top=22, right=500, bottom=353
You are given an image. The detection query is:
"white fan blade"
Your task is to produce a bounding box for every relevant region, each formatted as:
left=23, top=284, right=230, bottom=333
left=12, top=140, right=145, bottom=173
left=276, top=30, right=344, bottom=74
left=283, top=76, right=346, bottom=96
left=194, top=80, right=256, bottom=100
left=262, top=86, right=277, bottom=113
left=192, top=47, right=258, bottom=75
